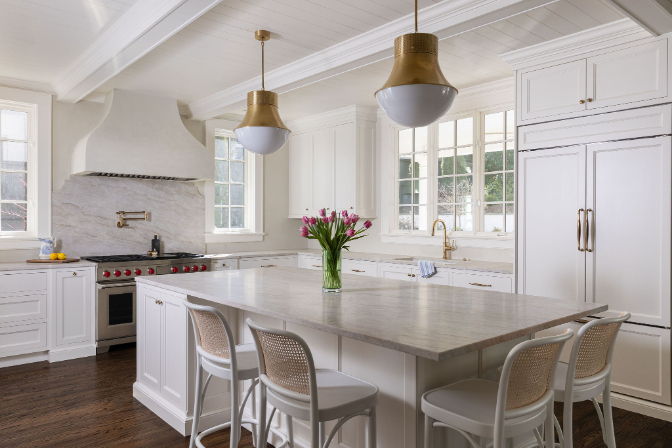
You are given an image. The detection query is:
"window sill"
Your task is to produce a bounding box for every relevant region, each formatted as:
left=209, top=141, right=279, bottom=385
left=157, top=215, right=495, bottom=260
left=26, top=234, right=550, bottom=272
left=0, top=236, right=42, bottom=251
left=205, top=232, right=265, bottom=243
left=380, top=233, right=514, bottom=249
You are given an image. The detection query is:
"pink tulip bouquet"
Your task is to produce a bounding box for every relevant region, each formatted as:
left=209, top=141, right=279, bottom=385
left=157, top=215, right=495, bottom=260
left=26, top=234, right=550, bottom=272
left=299, top=209, right=372, bottom=292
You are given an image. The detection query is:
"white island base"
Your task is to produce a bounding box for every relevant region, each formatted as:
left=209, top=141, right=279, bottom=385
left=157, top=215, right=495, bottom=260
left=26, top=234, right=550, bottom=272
left=133, top=269, right=605, bottom=448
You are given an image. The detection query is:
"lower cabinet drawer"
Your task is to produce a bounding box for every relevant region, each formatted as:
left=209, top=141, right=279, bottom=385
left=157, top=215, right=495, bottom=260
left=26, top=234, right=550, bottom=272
left=342, top=259, right=377, bottom=277
left=452, top=272, right=512, bottom=292
left=0, top=293, right=47, bottom=325
left=298, top=255, right=322, bottom=271
left=239, top=256, right=297, bottom=269
left=0, top=271, right=48, bottom=295
left=213, top=259, right=238, bottom=270
left=0, top=322, right=48, bottom=357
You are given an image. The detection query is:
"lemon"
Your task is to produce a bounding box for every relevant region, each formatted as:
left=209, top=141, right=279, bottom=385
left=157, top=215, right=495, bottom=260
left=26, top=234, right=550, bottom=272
left=57, top=253, right=66, bottom=260
left=49, top=253, right=58, bottom=260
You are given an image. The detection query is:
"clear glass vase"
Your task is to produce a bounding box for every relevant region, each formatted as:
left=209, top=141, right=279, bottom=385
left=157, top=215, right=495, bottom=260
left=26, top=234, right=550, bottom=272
left=322, top=249, right=342, bottom=293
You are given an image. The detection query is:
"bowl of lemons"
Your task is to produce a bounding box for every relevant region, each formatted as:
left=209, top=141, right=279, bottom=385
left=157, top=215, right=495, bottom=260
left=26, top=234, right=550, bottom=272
left=50, top=253, right=67, bottom=261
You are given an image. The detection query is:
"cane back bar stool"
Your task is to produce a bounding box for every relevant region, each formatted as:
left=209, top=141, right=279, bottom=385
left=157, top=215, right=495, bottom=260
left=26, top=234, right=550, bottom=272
left=184, top=300, right=288, bottom=448
left=246, top=318, right=380, bottom=448
left=553, top=312, right=631, bottom=448
left=422, top=329, right=574, bottom=448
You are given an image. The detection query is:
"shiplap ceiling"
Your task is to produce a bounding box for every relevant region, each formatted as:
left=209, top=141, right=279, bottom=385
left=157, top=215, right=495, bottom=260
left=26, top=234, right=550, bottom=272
left=0, top=0, right=625, bottom=120
left=0, top=0, right=140, bottom=88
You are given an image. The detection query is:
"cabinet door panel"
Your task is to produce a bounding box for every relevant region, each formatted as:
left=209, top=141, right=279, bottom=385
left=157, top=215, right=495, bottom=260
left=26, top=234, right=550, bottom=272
left=587, top=40, right=667, bottom=110
left=55, top=270, right=92, bottom=346
left=452, top=272, right=511, bottom=292
left=520, top=60, right=587, bottom=122
left=586, top=137, right=671, bottom=327
left=289, top=133, right=313, bottom=217
left=161, top=292, right=187, bottom=409
left=333, top=122, right=356, bottom=212
left=0, top=322, right=47, bottom=356
left=139, top=288, right=162, bottom=392
left=311, top=128, right=333, bottom=212
left=378, top=265, right=414, bottom=281
left=517, top=146, right=586, bottom=301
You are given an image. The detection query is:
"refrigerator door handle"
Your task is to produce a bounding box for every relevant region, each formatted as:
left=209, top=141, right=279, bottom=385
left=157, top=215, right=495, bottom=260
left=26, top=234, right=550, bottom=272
left=577, top=209, right=585, bottom=252
left=586, top=208, right=594, bottom=252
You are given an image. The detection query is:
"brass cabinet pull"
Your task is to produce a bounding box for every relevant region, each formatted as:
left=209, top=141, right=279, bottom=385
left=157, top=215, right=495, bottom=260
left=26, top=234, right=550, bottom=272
left=72, top=272, right=77, bottom=276
left=411, top=274, right=416, bottom=277
left=407, top=273, right=411, bottom=277
left=574, top=318, right=590, bottom=324
left=579, top=100, right=585, bottom=104
left=577, top=209, right=585, bottom=251
left=312, top=265, right=322, bottom=268
left=469, top=282, right=491, bottom=287
left=261, top=265, right=277, bottom=268
left=587, top=98, right=593, bottom=102
left=586, top=208, right=593, bottom=252
left=305, top=208, right=308, bottom=211
left=352, top=269, right=364, bottom=273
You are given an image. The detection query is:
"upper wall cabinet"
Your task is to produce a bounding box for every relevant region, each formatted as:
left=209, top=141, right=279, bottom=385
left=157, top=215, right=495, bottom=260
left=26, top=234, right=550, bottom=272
left=516, top=38, right=669, bottom=125
left=288, top=106, right=377, bottom=218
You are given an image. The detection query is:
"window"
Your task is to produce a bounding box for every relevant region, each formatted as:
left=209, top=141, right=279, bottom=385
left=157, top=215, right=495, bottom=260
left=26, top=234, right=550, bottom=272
left=204, top=119, right=264, bottom=243
left=214, top=134, right=246, bottom=229
left=391, top=107, right=515, bottom=236
left=1, top=105, right=32, bottom=233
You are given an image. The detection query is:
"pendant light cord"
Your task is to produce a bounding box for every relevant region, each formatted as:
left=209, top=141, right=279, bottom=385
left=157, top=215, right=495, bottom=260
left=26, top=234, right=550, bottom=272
left=261, top=40, right=265, bottom=90
left=415, top=0, right=418, bottom=32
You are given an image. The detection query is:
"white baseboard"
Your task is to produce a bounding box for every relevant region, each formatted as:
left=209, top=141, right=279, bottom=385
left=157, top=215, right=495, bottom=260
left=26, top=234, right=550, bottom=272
left=0, top=351, right=48, bottom=368
left=133, top=382, right=232, bottom=436
left=610, top=392, right=672, bottom=422
left=48, top=345, right=96, bottom=363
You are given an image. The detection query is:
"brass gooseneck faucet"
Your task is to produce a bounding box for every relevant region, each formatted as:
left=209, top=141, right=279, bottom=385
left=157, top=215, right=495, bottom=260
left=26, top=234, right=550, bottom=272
left=431, top=219, right=457, bottom=260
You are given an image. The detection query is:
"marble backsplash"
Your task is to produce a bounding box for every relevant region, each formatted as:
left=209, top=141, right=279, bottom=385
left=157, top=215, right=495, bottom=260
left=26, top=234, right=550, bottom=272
left=52, top=176, right=205, bottom=257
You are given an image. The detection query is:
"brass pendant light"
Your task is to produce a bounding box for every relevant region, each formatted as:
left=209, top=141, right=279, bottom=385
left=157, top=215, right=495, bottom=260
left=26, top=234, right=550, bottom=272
left=234, top=30, right=291, bottom=155
left=375, top=0, right=458, bottom=128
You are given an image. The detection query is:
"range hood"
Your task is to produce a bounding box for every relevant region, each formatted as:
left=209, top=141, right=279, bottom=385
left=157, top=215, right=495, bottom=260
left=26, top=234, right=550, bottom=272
left=72, top=89, right=212, bottom=181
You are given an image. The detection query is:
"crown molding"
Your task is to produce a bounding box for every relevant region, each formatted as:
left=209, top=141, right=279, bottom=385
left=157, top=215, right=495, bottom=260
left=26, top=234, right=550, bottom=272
left=500, top=18, right=650, bottom=70
left=456, top=77, right=515, bottom=99
left=607, top=0, right=672, bottom=36
left=55, top=0, right=222, bottom=103
left=186, top=0, right=559, bottom=121
left=0, top=76, right=53, bottom=95
left=288, top=105, right=377, bottom=133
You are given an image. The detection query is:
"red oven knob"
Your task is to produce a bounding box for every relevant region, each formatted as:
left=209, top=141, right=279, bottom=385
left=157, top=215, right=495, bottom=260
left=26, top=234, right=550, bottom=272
left=183, top=266, right=190, bottom=273
left=103, top=270, right=111, bottom=278
left=114, top=270, right=121, bottom=277
left=148, top=268, right=155, bottom=275
left=134, top=269, right=142, bottom=275
left=171, top=267, right=178, bottom=273
left=124, top=269, right=132, bottom=276
left=192, top=265, right=199, bottom=272
left=200, top=265, right=207, bottom=271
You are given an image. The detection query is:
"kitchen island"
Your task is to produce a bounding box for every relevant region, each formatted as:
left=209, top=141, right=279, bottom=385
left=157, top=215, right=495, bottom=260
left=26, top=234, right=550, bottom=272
left=134, top=267, right=606, bottom=448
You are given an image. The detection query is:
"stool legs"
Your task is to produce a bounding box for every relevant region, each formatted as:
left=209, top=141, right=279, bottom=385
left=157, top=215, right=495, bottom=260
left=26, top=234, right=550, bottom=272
left=190, top=356, right=203, bottom=448
left=230, top=376, right=240, bottom=448
left=367, top=406, right=377, bottom=448
left=602, top=380, right=616, bottom=448
left=545, top=400, right=554, bottom=448
left=319, top=422, right=326, bottom=446
left=424, top=414, right=434, bottom=448
left=286, top=413, right=295, bottom=448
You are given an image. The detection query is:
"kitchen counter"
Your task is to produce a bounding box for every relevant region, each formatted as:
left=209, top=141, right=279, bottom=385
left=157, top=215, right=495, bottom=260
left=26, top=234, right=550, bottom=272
left=137, top=267, right=601, bottom=361
left=134, top=267, right=604, bottom=446
left=0, top=260, right=98, bottom=271
left=207, top=249, right=514, bottom=274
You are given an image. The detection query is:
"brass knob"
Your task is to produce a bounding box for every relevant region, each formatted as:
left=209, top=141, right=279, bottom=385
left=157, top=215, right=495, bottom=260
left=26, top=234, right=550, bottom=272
left=587, top=98, right=593, bottom=102
left=305, top=208, right=308, bottom=211
left=72, top=272, right=77, bottom=276
left=407, top=273, right=411, bottom=277
left=579, top=100, right=585, bottom=104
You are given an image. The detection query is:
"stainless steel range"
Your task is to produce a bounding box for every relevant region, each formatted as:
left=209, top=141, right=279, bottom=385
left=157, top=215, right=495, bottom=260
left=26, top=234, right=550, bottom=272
left=82, top=253, right=211, bottom=353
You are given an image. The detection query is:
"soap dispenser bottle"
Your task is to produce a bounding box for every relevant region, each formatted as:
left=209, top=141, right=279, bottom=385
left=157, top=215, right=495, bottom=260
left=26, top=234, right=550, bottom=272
left=151, top=234, right=160, bottom=255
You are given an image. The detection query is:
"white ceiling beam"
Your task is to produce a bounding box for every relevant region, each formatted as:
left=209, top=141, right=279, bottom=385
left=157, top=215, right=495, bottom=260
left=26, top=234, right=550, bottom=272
left=605, top=0, right=672, bottom=36
left=54, top=0, right=222, bottom=103
left=186, top=0, right=559, bottom=121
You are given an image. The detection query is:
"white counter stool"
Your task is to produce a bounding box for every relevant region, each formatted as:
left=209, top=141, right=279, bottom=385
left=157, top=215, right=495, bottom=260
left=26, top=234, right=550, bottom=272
left=184, top=300, right=288, bottom=448
left=554, top=313, right=630, bottom=448
left=246, top=318, right=380, bottom=448
left=422, top=329, right=574, bottom=448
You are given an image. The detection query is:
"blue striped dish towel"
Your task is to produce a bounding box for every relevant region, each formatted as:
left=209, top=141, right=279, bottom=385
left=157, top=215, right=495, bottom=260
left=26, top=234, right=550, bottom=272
left=418, top=260, right=436, bottom=278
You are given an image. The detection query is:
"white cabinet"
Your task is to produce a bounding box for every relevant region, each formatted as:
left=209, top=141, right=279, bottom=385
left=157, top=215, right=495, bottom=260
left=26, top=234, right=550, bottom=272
left=297, top=254, right=322, bottom=270
left=378, top=263, right=417, bottom=281
left=238, top=256, right=297, bottom=269
left=342, top=258, right=377, bottom=277
left=212, top=259, right=238, bottom=271
left=0, top=322, right=47, bottom=357
left=518, top=39, right=669, bottom=124
left=288, top=105, right=376, bottom=218
left=452, top=272, right=512, bottom=293
left=53, top=269, right=93, bottom=347
left=137, top=284, right=187, bottom=409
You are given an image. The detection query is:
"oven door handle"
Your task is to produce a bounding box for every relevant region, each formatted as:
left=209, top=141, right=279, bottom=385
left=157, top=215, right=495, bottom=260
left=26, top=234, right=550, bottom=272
left=98, top=282, right=136, bottom=289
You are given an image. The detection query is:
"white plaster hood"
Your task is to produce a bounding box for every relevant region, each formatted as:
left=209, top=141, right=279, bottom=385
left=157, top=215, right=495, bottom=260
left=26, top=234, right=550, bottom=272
left=72, top=89, right=211, bottom=181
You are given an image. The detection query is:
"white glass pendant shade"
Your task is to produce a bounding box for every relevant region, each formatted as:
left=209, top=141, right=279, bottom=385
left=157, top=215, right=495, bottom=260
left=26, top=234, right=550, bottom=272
left=376, top=33, right=458, bottom=127
left=234, top=90, right=291, bottom=155
left=234, top=126, right=291, bottom=155
left=376, top=84, right=457, bottom=128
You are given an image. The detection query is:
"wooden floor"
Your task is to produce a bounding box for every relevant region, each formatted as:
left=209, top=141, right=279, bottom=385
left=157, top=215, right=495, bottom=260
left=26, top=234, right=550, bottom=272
left=1, top=343, right=670, bottom=448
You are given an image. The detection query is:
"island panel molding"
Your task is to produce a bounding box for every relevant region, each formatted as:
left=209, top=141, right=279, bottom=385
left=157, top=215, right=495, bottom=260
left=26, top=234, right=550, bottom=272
left=136, top=267, right=606, bottom=361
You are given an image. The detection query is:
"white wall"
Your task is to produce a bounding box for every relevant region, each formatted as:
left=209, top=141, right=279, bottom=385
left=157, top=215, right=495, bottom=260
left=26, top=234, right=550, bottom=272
left=308, top=79, right=516, bottom=263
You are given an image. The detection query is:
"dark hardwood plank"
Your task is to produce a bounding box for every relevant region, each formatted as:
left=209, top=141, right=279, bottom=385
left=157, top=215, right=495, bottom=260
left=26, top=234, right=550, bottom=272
left=1, top=343, right=670, bottom=447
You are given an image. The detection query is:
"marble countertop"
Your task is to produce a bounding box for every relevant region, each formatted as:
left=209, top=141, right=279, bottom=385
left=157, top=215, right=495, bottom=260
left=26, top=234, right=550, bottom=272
left=0, top=260, right=97, bottom=271
left=136, top=267, right=605, bottom=361
left=207, top=249, right=514, bottom=274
